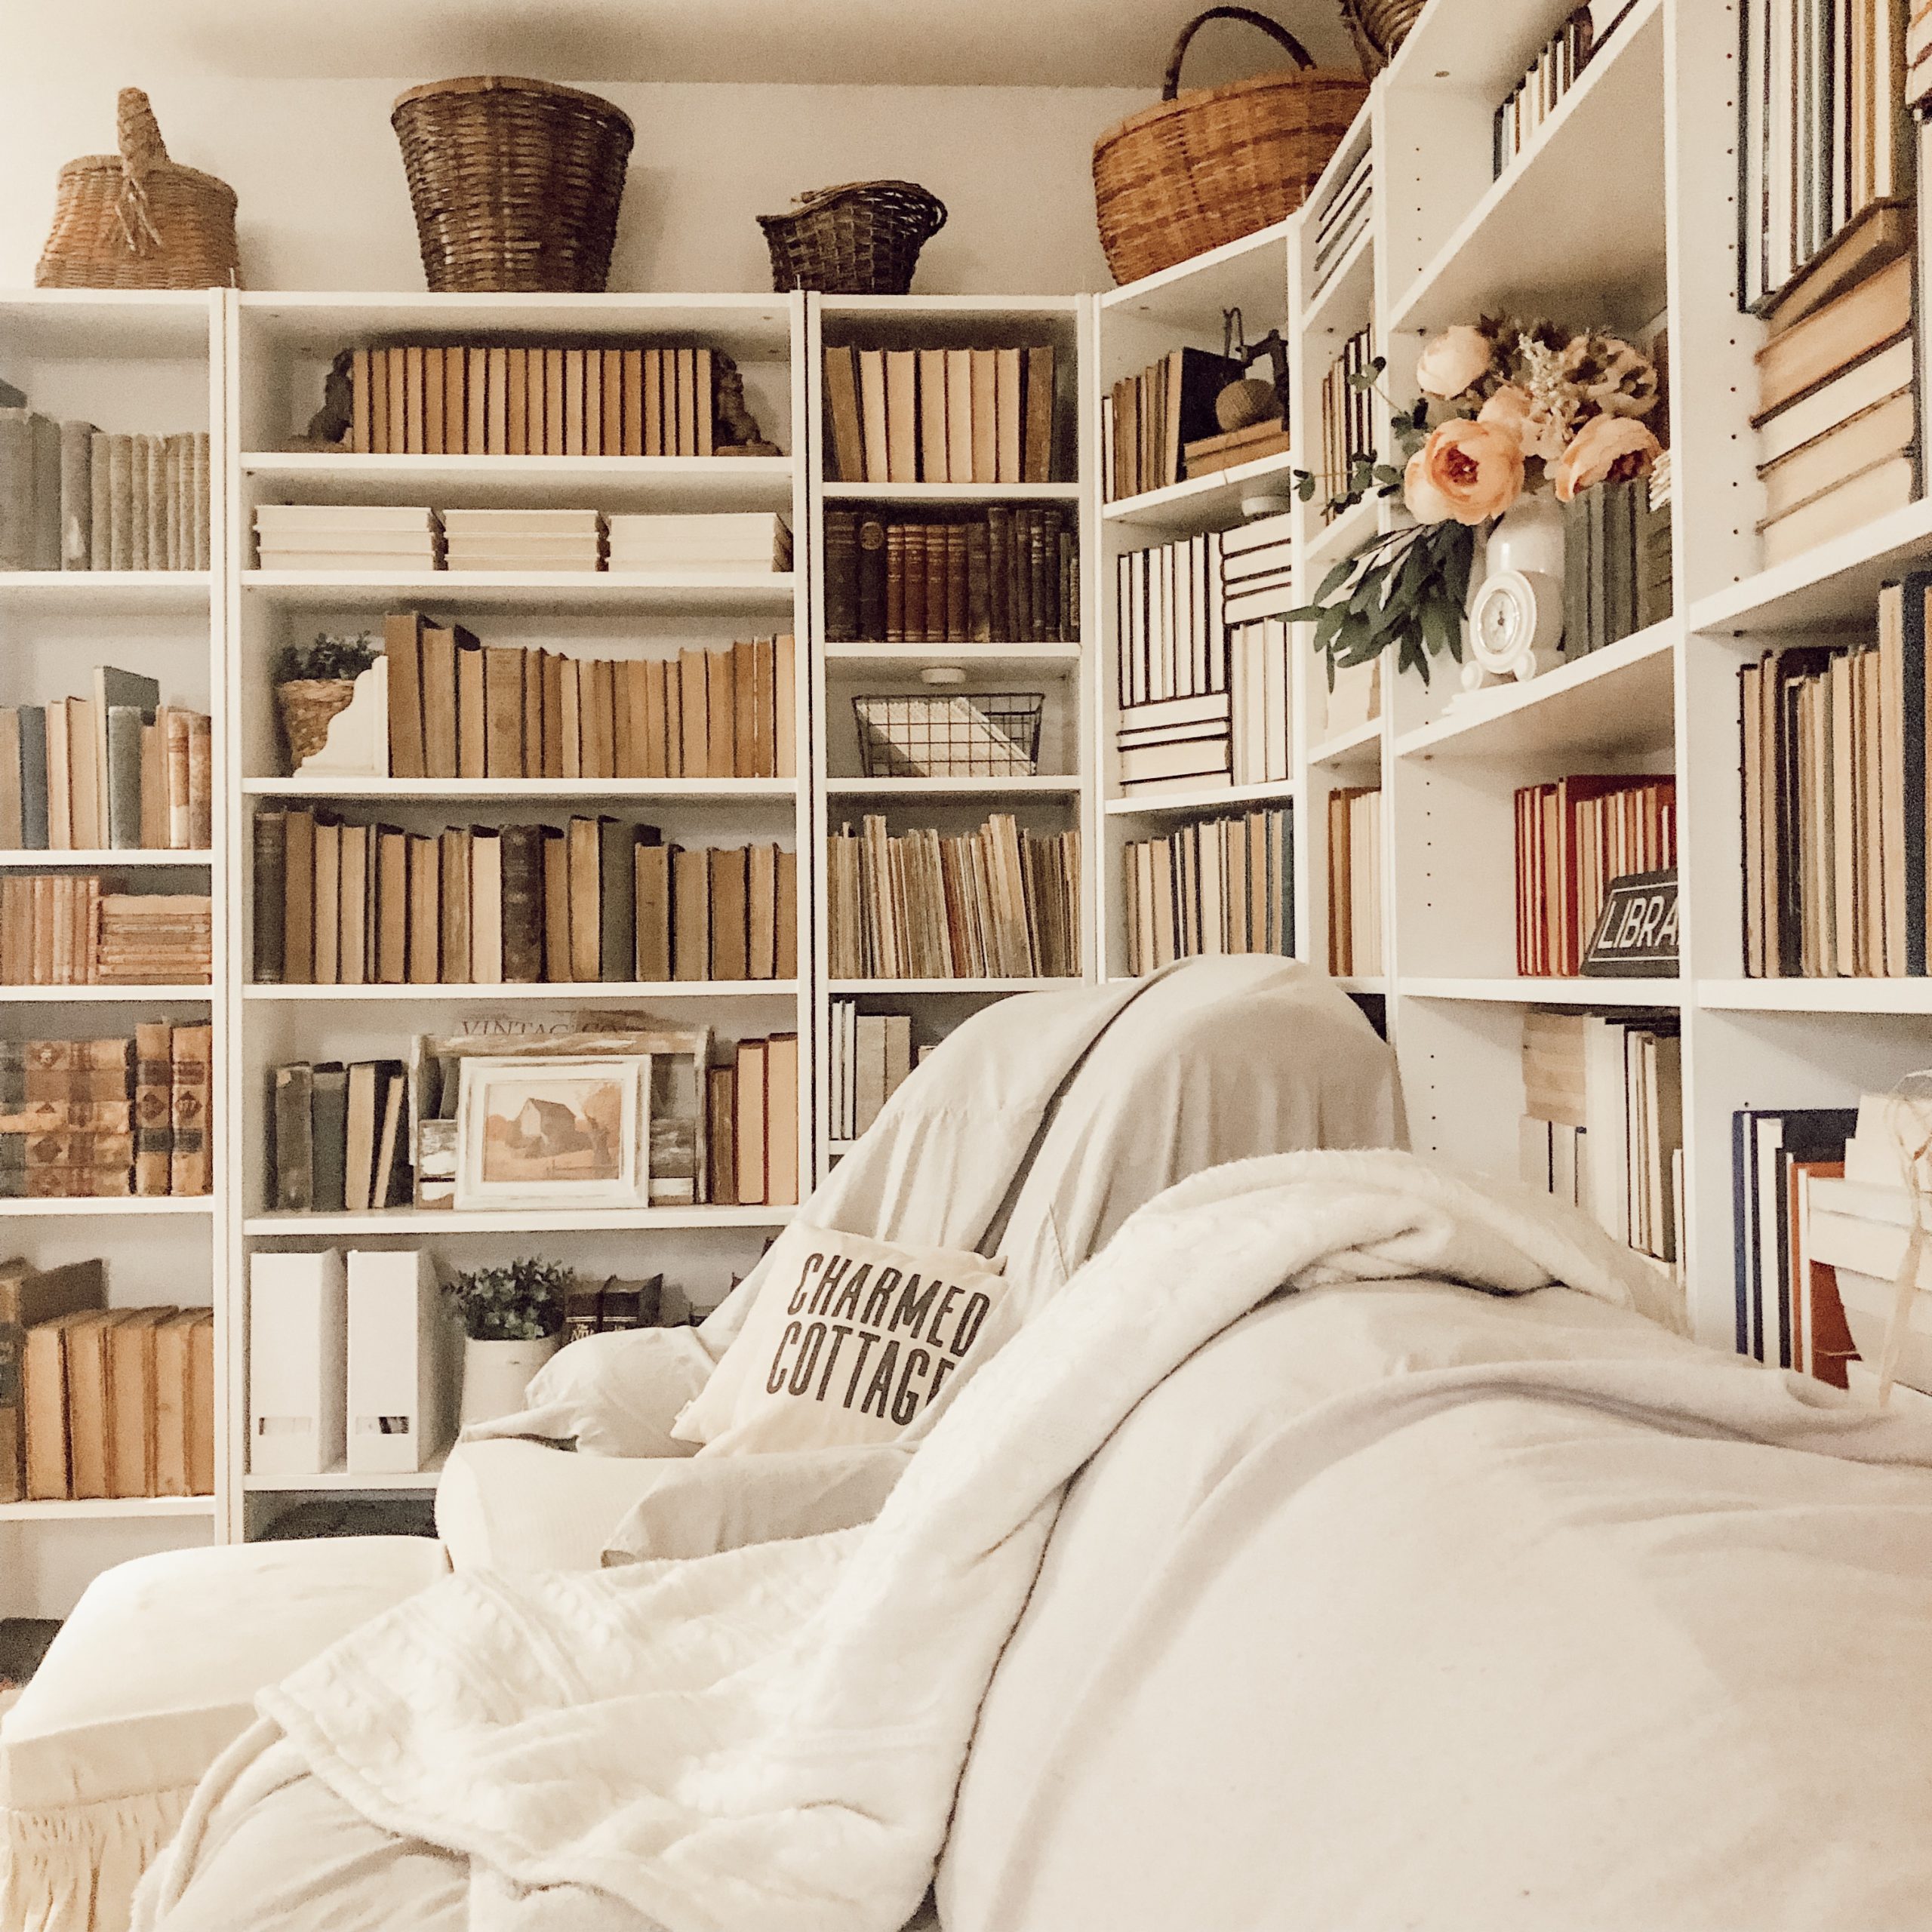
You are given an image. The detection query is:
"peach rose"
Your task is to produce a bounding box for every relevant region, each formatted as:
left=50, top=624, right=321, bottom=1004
left=1407, top=419, right=1524, bottom=526
left=1414, top=325, right=1494, bottom=401
left=1552, top=415, right=1663, bottom=502
left=1478, top=382, right=1570, bottom=463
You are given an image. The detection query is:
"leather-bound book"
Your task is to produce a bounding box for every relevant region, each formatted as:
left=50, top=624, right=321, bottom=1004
left=857, top=518, right=888, bottom=641
left=252, top=811, right=286, bottom=983
left=500, top=823, right=546, bottom=982
left=710, top=844, right=749, bottom=980
left=168, top=1023, right=213, bottom=1196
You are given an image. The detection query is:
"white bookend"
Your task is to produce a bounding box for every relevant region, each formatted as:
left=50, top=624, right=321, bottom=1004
left=248, top=1250, right=347, bottom=1478
left=346, top=1247, right=456, bottom=1475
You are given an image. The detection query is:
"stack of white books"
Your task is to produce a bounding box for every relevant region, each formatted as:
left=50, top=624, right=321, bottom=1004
left=254, top=504, right=444, bottom=573
left=1804, top=1091, right=1932, bottom=1402
left=441, top=508, right=607, bottom=573
left=605, top=512, right=792, bottom=574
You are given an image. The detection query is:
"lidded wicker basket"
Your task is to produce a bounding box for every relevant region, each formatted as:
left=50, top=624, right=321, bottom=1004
left=1340, top=0, right=1427, bottom=72
left=36, top=89, right=240, bottom=290
left=758, top=181, right=947, bottom=296
left=1093, top=6, right=1368, bottom=287
left=390, top=76, right=633, bottom=293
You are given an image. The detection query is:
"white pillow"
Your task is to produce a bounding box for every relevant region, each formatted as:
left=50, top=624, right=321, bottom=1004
left=461, top=1325, right=715, bottom=1458
left=672, top=1221, right=1013, bottom=1454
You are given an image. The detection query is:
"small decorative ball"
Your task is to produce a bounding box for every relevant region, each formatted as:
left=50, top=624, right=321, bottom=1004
left=1216, top=377, right=1278, bottom=432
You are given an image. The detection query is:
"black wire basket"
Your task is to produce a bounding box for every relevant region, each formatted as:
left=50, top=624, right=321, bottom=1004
left=853, top=693, right=1044, bottom=778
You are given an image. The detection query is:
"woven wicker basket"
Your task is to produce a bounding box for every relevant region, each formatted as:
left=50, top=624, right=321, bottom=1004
left=758, top=181, right=946, bottom=295
left=36, top=90, right=240, bottom=290
left=1093, top=6, right=1368, bottom=287
left=390, top=76, right=633, bottom=293
left=1340, top=0, right=1427, bottom=72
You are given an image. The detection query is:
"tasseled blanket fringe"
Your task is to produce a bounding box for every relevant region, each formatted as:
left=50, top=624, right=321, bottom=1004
left=2, top=1787, right=189, bottom=1932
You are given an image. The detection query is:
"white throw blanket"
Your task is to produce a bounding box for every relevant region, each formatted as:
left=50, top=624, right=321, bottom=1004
left=138, top=1152, right=1932, bottom=1931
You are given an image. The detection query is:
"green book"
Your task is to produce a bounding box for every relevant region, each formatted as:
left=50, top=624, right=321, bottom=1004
left=1562, top=494, right=1591, bottom=657
left=308, top=1062, right=348, bottom=1214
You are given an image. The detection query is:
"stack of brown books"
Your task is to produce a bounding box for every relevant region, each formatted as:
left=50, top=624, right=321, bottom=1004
left=705, top=1032, right=801, bottom=1208
left=252, top=813, right=795, bottom=988
left=343, top=344, right=733, bottom=457
left=22, top=1298, right=214, bottom=1500
left=1754, top=245, right=1918, bottom=566
left=380, top=617, right=796, bottom=782
left=1102, top=346, right=1244, bottom=500
left=1123, top=804, right=1294, bottom=976
left=1183, top=417, right=1294, bottom=481
left=0, top=878, right=211, bottom=985
left=820, top=507, right=1077, bottom=645
left=822, top=345, right=1060, bottom=485
left=0, top=1026, right=211, bottom=1199
left=825, top=814, right=1079, bottom=981
left=2, top=1259, right=107, bottom=1500
left=1514, top=774, right=1676, bottom=976
left=1327, top=788, right=1381, bottom=978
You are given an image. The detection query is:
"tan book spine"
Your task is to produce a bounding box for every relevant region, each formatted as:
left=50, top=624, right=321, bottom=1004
left=734, top=1038, right=768, bottom=1204
left=644, top=657, right=669, bottom=779
left=152, top=1309, right=198, bottom=1498
left=139, top=718, right=166, bottom=850
left=384, top=349, right=406, bottom=454
left=583, top=348, right=603, bottom=457
left=568, top=817, right=601, bottom=983
left=457, top=637, right=487, bottom=779
left=186, top=1313, right=214, bottom=1495
left=544, top=348, right=565, bottom=456
left=917, top=347, right=949, bottom=482
left=706, top=648, right=735, bottom=780
left=488, top=346, right=510, bottom=454
left=970, top=349, right=998, bottom=484
left=672, top=844, right=710, bottom=980
left=675, top=349, right=697, bottom=457
left=337, top=823, right=369, bottom=985
left=402, top=346, right=425, bottom=453
left=107, top=1307, right=168, bottom=1499
left=611, top=657, right=637, bottom=779
left=679, top=648, right=708, bottom=779
left=884, top=350, right=919, bottom=484
left=522, top=647, right=546, bottom=780
left=995, top=347, right=1024, bottom=483
left=624, top=347, right=646, bottom=455
left=368, top=349, right=391, bottom=454
left=420, top=624, right=460, bottom=780
left=170, top=1023, right=213, bottom=1195
left=747, top=839, right=778, bottom=980
left=858, top=350, right=890, bottom=485
left=376, top=826, right=408, bottom=983
left=560, top=657, right=583, bottom=779
left=585, top=658, right=616, bottom=780
left=465, top=346, right=487, bottom=455
left=564, top=348, right=586, bottom=455
left=469, top=826, right=503, bottom=983
left=623, top=659, right=650, bottom=781
left=696, top=346, right=714, bottom=457
left=542, top=826, right=571, bottom=981
left=283, top=806, right=315, bottom=983
left=134, top=1019, right=173, bottom=1195
left=542, top=649, right=566, bottom=778
left=408, top=831, right=439, bottom=983
left=710, top=844, right=749, bottom=979
left=776, top=845, right=798, bottom=978
left=351, top=346, right=372, bottom=453
left=423, top=346, right=445, bottom=454
left=483, top=645, right=525, bottom=779
left=634, top=841, right=672, bottom=980
left=774, top=634, right=796, bottom=780
left=506, top=348, right=529, bottom=456
left=65, top=1310, right=122, bottom=1497
left=384, top=611, right=426, bottom=780
left=601, top=348, right=624, bottom=454
left=732, top=639, right=758, bottom=779
left=313, top=819, right=340, bottom=983
left=440, top=827, right=471, bottom=986
left=765, top=1032, right=799, bottom=1206
left=26, top=1315, right=80, bottom=1498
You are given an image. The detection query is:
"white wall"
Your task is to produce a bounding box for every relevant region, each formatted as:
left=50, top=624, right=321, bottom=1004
left=0, top=78, right=1145, bottom=294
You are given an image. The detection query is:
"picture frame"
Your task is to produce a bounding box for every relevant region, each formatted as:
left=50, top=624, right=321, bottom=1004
left=454, top=1054, right=651, bottom=1210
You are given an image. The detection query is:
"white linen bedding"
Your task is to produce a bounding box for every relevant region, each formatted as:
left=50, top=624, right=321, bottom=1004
left=137, top=1154, right=1932, bottom=1932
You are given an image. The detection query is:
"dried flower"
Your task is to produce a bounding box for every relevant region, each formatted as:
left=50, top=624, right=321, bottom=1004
left=1411, top=419, right=1524, bottom=525
left=1415, top=325, right=1496, bottom=401
left=1552, top=415, right=1663, bottom=502
left=1558, top=333, right=1659, bottom=420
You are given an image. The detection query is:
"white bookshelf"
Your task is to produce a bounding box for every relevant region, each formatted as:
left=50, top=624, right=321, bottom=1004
left=0, top=289, right=227, bottom=1604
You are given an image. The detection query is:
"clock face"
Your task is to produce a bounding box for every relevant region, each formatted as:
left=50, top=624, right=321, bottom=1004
left=1479, top=580, right=1527, bottom=652
left=1471, top=572, right=1537, bottom=670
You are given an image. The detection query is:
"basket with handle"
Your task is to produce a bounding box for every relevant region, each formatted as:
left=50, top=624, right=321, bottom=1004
left=758, top=180, right=947, bottom=295
left=390, top=76, right=634, bottom=293
left=1339, top=0, right=1427, bottom=72
left=36, top=89, right=241, bottom=289
left=1092, top=6, right=1368, bottom=287
left=854, top=693, right=1043, bottom=779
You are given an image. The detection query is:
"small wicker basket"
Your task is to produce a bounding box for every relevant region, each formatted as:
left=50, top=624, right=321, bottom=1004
left=276, top=680, right=357, bottom=771
left=391, top=76, right=633, bottom=293
left=1340, top=0, right=1427, bottom=72
left=758, top=181, right=947, bottom=296
left=1092, top=6, right=1368, bottom=287
left=36, top=89, right=240, bottom=290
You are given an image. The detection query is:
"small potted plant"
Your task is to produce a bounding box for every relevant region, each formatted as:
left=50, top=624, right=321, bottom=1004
left=445, top=1255, right=574, bottom=1427
left=275, top=632, right=379, bottom=771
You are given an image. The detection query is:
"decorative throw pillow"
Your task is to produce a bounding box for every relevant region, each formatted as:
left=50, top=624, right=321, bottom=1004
left=672, top=1222, right=1013, bottom=1453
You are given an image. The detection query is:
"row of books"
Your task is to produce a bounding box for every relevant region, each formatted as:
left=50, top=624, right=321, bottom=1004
left=706, top=1032, right=803, bottom=1207
left=821, top=343, right=1062, bottom=486
left=1752, top=245, right=1917, bottom=567
left=1513, top=774, right=1677, bottom=977
left=1740, top=0, right=1911, bottom=312
left=1521, top=1008, right=1682, bottom=1266
left=1102, top=346, right=1242, bottom=501
left=1, top=1027, right=212, bottom=1198
left=342, top=343, right=742, bottom=457
left=1309, top=139, right=1371, bottom=303
left=1319, top=328, right=1376, bottom=518
left=1491, top=1, right=1638, bottom=177
left=374, top=615, right=797, bottom=783
left=1327, top=787, right=1382, bottom=978
left=0, top=414, right=211, bottom=571
left=561, top=1272, right=688, bottom=1343
left=1740, top=574, right=1930, bottom=978
left=1562, top=473, right=1673, bottom=654
left=252, top=812, right=797, bottom=986
left=269, top=1059, right=413, bottom=1212
left=0, top=880, right=211, bottom=986
left=821, top=506, right=1078, bottom=645
left=0, top=676, right=211, bottom=853
left=16, top=1291, right=214, bottom=1502
left=826, top=814, right=1080, bottom=981
left=826, top=1001, right=916, bottom=1143
left=1123, top=805, right=1294, bottom=977
left=1115, top=617, right=1294, bottom=796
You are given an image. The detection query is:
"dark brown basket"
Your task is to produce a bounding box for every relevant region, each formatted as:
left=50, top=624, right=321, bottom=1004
left=36, top=89, right=240, bottom=290
left=390, top=76, right=633, bottom=294
left=1093, top=7, right=1368, bottom=287
left=758, top=181, right=947, bottom=296
left=1340, top=0, right=1427, bottom=72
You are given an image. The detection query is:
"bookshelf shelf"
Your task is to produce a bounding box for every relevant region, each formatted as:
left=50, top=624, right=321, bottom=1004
left=2, top=1198, right=215, bottom=1218
left=1307, top=718, right=1383, bottom=768
left=244, top=1451, right=447, bottom=1494
left=0, top=571, right=212, bottom=610
left=1096, top=217, right=1294, bottom=332
left=240, top=571, right=798, bottom=612
left=1333, top=975, right=1389, bottom=997
left=1102, top=450, right=1302, bottom=531
left=0, top=850, right=212, bottom=869
left=0, top=1496, right=217, bottom=1524
left=826, top=775, right=1081, bottom=797
left=242, top=980, right=798, bottom=1002
left=1392, top=619, right=1678, bottom=762
left=1697, top=980, right=1932, bottom=1016
left=827, top=977, right=1075, bottom=995
left=1302, top=227, right=1374, bottom=343
left=1400, top=976, right=1684, bottom=1008
left=242, top=454, right=795, bottom=508
left=0, top=985, right=212, bottom=1003
left=822, top=481, right=1080, bottom=503
left=824, top=641, right=1083, bottom=674
left=1105, top=779, right=1300, bottom=818
left=243, top=778, right=798, bottom=801
left=1387, top=0, right=1667, bottom=336
left=242, top=1206, right=794, bottom=1236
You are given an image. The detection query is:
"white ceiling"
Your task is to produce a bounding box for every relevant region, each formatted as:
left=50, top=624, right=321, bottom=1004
left=20, top=0, right=1363, bottom=88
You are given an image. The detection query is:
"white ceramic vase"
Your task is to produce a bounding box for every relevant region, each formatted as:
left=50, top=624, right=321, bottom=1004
left=458, top=1333, right=561, bottom=1429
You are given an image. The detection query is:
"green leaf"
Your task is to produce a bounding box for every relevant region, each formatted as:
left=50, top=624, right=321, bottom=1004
left=1315, top=558, right=1357, bottom=601
left=1372, top=463, right=1404, bottom=486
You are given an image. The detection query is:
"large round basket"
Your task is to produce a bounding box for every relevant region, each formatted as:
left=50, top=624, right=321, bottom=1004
left=390, top=76, right=633, bottom=294
left=1093, top=6, right=1368, bottom=287
left=1340, top=0, right=1427, bottom=72
left=36, top=89, right=240, bottom=290
left=758, top=181, right=947, bottom=296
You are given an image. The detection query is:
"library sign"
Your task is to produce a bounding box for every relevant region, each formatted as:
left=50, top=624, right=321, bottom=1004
left=1583, top=869, right=1678, bottom=977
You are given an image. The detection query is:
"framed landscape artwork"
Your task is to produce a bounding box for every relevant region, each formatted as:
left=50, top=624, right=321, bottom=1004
left=454, top=1055, right=651, bottom=1210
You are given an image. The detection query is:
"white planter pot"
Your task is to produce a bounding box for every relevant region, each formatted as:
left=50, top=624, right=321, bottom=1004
left=458, top=1334, right=561, bottom=1429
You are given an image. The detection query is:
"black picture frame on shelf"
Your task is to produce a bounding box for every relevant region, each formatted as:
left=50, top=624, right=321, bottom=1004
left=1583, top=868, right=1678, bottom=977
